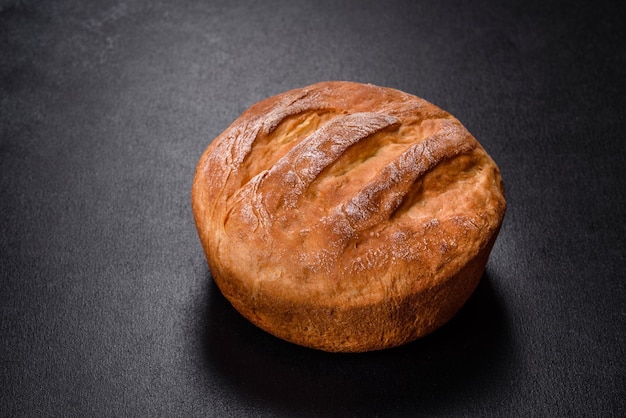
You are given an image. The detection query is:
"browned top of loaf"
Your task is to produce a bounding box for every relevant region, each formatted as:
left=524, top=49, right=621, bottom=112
left=192, top=81, right=505, bottom=308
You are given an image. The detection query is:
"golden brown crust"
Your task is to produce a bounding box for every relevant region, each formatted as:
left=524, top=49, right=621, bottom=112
left=192, top=81, right=506, bottom=352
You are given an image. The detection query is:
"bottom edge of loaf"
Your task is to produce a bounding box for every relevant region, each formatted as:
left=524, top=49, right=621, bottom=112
left=210, top=234, right=496, bottom=353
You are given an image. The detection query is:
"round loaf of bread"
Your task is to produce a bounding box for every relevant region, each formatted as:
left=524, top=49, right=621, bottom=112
left=192, top=81, right=506, bottom=352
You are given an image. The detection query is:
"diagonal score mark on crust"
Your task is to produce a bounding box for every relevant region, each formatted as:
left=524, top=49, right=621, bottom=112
left=260, top=90, right=325, bottom=135
left=202, top=89, right=335, bottom=221
left=253, top=112, right=400, bottom=211
left=226, top=89, right=328, bottom=169
left=317, top=120, right=476, bottom=245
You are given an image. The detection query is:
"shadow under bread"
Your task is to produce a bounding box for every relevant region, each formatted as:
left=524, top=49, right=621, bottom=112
left=201, top=269, right=514, bottom=416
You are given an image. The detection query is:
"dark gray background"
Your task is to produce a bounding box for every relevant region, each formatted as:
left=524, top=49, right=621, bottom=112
left=1, top=0, right=624, bottom=416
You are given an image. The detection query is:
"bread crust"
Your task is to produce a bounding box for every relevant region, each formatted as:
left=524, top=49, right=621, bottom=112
left=192, top=81, right=506, bottom=352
